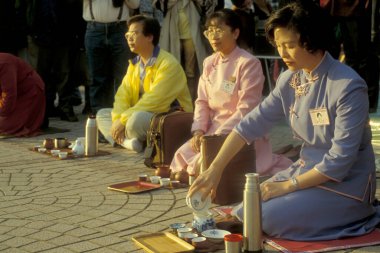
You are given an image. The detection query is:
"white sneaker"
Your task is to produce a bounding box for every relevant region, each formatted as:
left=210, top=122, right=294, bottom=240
left=121, top=138, right=143, bottom=153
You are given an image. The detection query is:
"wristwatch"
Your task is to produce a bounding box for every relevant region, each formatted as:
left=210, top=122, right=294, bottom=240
left=290, top=177, right=299, bottom=190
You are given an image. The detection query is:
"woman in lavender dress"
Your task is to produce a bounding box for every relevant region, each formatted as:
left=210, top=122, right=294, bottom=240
left=188, top=2, right=380, bottom=240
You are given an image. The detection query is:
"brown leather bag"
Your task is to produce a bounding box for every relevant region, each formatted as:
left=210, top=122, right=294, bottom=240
left=144, top=111, right=194, bottom=168
left=200, top=134, right=256, bottom=205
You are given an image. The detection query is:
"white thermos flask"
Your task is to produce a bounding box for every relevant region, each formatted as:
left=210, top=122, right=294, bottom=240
left=85, top=115, right=98, bottom=156
left=243, top=173, right=262, bottom=253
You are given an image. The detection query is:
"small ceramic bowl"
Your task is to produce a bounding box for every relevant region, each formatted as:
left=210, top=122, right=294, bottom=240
left=149, top=176, right=161, bottom=184
left=177, top=227, right=193, bottom=238
left=192, top=237, right=208, bottom=249
left=201, top=229, right=231, bottom=243
left=169, top=223, right=186, bottom=233
left=138, top=174, right=148, bottom=182
left=186, top=191, right=211, bottom=212
left=159, top=178, right=170, bottom=187
left=50, top=149, right=60, bottom=157
left=170, top=180, right=180, bottom=188
left=38, top=147, right=47, bottom=153
left=184, top=232, right=198, bottom=243
left=58, top=152, right=68, bottom=159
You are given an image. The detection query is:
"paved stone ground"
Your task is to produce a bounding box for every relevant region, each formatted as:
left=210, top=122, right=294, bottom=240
left=1, top=103, right=380, bottom=253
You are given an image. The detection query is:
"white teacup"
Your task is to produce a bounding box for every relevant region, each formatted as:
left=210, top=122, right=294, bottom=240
left=58, top=152, right=68, bottom=159
left=149, top=176, right=161, bottom=184
left=160, top=178, right=170, bottom=187
left=51, top=150, right=60, bottom=157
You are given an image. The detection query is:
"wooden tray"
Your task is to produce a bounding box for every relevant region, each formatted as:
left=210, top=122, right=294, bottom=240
left=29, top=147, right=111, bottom=159
left=108, top=181, right=161, bottom=194
left=132, top=232, right=194, bottom=253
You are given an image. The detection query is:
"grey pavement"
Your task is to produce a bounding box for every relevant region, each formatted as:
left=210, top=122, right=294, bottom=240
left=1, top=102, right=380, bottom=253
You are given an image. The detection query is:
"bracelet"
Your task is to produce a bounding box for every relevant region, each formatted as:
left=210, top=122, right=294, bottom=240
left=290, top=177, right=299, bottom=190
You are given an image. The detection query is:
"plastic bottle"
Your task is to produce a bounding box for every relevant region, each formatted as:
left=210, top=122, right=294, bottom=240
left=243, top=173, right=262, bottom=253
left=85, top=115, right=98, bottom=156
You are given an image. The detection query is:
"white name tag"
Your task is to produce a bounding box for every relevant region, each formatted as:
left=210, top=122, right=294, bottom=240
left=309, top=108, right=330, bottom=126
left=222, top=79, right=235, bottom=95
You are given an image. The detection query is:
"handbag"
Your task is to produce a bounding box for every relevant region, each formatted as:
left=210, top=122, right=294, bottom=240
left=200, top=134, right=256, bottom=205
left=144, top=111, right=194, bottom=168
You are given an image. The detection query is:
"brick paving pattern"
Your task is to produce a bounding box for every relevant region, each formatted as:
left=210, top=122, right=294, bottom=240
left=1, top=107, right=380, bottom=252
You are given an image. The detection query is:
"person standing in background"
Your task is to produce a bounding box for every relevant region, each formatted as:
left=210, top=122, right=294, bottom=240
left=83, top=0, right=140, bottom=114
left=321, top=0, right=379, bottom=112
left=156, top=0, right=213, bottom=102
left=0, top=0, right=28, bottom=59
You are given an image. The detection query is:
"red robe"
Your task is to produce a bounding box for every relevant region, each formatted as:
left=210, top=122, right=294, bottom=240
left=0, top=53, right=45, bottom=136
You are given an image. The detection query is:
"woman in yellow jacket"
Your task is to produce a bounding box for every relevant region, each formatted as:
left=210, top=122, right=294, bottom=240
left=97, top=15, right=193, bottom=152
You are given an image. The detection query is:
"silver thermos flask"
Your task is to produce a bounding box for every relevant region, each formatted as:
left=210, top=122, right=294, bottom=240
left=243, top=173, right=262, bottom=253
left=85, top=115, right=98, bottom=156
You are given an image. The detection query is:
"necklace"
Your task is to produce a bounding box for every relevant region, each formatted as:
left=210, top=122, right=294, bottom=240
left=289, top=71, right=319, bottom=97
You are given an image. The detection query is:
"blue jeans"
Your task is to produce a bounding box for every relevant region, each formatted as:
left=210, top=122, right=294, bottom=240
left=85, top=21, right=130, bottom=112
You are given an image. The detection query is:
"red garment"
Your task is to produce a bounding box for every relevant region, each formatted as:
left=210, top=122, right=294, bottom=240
left=0, top=53, right=45, bottom=136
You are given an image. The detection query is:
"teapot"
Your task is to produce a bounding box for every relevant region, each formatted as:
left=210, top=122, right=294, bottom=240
left=72, top=139, right=85, bottom=156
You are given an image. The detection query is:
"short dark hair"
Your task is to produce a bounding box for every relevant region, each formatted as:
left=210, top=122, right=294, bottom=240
left=128, top=15, right=161, bottom=46
left=265, top=1, right=333, bottom=53
left=206, top=8, right=242, bottom=34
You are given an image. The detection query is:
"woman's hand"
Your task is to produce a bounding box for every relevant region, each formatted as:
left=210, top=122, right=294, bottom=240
left=260, top=181, right=292, bottom=202
left=110, top=119, right=126, bottom=144
left=191, top=130, right=204, bottom=153
left=187, top=165, right=223, bottom=201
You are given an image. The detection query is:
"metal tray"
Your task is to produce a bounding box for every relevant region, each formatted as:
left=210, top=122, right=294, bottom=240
left=108, top=181, right=161, bottom=194
left=132, top=232, right=194, bottom=253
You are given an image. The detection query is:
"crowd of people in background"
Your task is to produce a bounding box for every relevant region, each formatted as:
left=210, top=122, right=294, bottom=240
left=0, top=0, right=379, bottom=133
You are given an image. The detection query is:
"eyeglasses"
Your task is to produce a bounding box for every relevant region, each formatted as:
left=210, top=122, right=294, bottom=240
left=203, top=28, right=225, bottom=39
left=125, top=31, right=140, bottom=40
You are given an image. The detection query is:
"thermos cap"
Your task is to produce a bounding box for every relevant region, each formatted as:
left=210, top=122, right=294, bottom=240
left=224, top=233, right=243, bottom=242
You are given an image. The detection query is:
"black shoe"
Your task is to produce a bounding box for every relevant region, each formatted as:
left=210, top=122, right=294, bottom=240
left=60, top=106, right=79, bottom=122
left=47, top=106, right=61, bottom=118
left=98, top=131, right=109, bottom=143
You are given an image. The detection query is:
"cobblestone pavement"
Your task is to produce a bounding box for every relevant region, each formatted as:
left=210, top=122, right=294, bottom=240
left=1, top=106, right=380, bottom=253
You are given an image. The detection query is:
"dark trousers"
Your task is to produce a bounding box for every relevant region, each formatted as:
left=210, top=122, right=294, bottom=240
left=85, top=21, right=130, bottom=113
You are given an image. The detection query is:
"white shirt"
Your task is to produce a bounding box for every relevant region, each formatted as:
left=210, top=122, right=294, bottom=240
left=83, top=0, right=140, bottom=23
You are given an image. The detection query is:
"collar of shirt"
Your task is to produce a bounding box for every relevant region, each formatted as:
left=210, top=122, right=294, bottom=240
left=132, top=46, right=160, bottom=66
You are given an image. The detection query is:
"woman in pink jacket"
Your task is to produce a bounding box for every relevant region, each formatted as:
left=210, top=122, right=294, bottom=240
left=170, top=9, right=291, bottom=177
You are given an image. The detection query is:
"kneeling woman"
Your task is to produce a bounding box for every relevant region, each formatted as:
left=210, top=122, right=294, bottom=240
left=189, top=2, right=380, bottom=240
left=0, top=53, right=45, bottom=137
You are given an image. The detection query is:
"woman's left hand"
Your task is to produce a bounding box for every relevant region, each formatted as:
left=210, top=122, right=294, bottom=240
left=260, top=181, right=291, bottom=202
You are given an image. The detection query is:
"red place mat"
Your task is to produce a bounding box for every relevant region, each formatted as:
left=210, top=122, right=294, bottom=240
left=264, top=229, right=380, bottom=253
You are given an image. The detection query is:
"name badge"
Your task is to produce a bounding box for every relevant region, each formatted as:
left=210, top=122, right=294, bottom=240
left=309, top=108, right=330, bottom=126
left=222, top=79, right=235, bottom=95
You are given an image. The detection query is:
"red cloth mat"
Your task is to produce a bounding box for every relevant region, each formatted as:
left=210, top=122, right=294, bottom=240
left=264, top=229, right=380, bottom=252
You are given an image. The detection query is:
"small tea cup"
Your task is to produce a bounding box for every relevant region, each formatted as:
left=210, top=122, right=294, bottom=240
left=50, top=150, right=60, bottom=157
left=159, top=178, right=170, bottom=187
left=170, top=180, right=180, bottom=188
left=58, top=152, right=68, bottom=159
left=38, top=147, right=47, bottom=153
left=169, top=223, right=186, bottom=233
left=184, top=233, right=198, bottom=243
left=149, top=176, right=161, bottom=184
left=177, top=227, right=193, bottom=238
left=33, top=145, right=41, bottom=151
left=192, top=237, right=208, bottom=249
left=138, top=174, right=148, bottom=182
